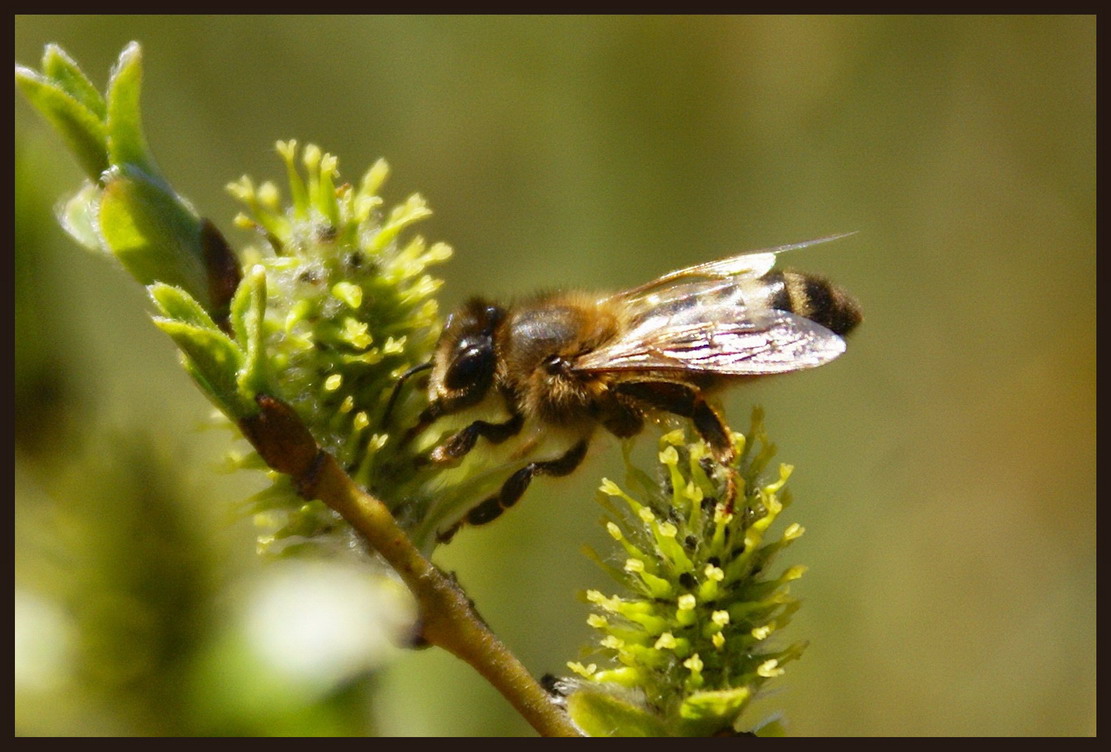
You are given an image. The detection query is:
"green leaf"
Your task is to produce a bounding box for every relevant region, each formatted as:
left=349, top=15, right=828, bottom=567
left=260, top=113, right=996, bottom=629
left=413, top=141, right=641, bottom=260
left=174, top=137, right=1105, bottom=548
left=565, top=688, right=668, bottom=737
left=149, top=282, right=219, bottom=331
left=152, top=317, right=251, bottom=417
left=56, top=182, right=104, bottom=251
left=98, top=166, right=210, bottom=307
left=676, top=686, right=751, bottom=737
left=14, top=66, right=108, bottom=181
left=232, top=265, right=270, bottom=398
left=20, top=42, right=225, bottom=314
left=104, top=42, right=159, bottom=180
left=41, top=43, right=106, bottom=120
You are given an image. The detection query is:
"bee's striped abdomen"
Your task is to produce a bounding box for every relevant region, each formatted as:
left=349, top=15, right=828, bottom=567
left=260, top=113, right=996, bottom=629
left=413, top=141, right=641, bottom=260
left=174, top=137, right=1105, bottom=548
left=763, top=270, right=863, bottom=336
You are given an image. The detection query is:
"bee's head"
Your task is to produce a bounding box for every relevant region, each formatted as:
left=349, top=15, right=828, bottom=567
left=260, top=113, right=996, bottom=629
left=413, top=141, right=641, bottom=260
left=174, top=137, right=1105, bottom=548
left=429, top=298, right=505, bottom=411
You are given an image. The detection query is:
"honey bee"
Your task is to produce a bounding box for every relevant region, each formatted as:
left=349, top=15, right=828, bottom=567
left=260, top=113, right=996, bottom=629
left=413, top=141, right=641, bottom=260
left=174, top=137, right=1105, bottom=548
left=390, top=235, right=861, bottom=541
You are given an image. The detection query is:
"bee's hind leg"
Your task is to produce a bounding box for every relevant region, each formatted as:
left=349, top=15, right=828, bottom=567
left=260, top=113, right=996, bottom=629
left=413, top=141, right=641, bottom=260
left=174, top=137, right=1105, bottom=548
left=614, top=380, right=739, bottom=510
left=613, top=381, right=734, bottom=463
left=437, top=439, right=589, bottom=543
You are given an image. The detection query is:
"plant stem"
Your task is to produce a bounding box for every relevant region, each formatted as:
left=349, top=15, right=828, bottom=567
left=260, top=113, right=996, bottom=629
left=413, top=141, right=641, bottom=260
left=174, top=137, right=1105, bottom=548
left=240, top=395, right=581, bottom=737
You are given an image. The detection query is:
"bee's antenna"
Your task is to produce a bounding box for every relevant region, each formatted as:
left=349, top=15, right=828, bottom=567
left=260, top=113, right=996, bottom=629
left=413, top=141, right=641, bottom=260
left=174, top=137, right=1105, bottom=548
left=382, top=361, right=433, bottom=426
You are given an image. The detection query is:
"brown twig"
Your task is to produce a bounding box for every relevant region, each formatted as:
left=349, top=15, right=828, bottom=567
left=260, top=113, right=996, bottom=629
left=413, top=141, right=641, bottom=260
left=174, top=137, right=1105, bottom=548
left=239, top=394, right=581, bottom=737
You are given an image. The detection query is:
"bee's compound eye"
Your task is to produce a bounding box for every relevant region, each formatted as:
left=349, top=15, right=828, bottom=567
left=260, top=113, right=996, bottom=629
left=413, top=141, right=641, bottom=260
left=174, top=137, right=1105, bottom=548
left=445, top=344, right=494, bottom=391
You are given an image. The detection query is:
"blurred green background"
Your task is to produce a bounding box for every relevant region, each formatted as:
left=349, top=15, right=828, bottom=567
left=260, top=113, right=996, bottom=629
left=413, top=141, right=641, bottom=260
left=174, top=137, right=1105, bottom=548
left=15, top=16, right=1094, bottom=736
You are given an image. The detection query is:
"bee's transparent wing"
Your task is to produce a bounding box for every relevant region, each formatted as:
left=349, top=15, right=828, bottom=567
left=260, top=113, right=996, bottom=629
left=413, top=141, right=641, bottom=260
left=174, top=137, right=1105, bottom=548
left=573, top=307, right=846, bottom=376
left=604, top=233, right=855, bottom=303
left=578, top=233, right=855, bottom=376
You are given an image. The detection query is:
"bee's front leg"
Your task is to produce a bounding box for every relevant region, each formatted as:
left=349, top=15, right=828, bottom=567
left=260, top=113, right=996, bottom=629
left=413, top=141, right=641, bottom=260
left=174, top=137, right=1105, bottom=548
left=429, top=413, right=524, bottom=464
left=437, top=439, right=590, bottom=542
left=399, top=401, right=444, bottom=447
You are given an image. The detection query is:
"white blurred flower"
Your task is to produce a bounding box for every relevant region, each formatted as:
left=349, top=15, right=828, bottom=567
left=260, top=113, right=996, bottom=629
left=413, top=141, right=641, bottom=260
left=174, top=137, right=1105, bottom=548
left=241, top=559, right=417, bottom=692
left=15, top=588, right=75, bottom=692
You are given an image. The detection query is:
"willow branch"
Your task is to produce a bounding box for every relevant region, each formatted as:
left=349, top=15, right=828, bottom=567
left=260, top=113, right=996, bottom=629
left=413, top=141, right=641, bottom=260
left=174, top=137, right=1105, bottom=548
left=239, top=394, right=581, bottom=738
